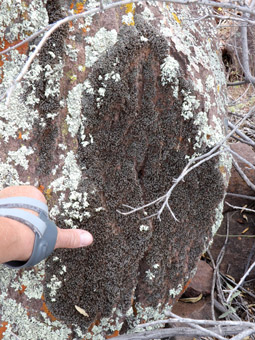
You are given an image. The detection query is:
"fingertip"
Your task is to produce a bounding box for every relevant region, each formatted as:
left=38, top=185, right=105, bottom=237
left=77, top=229, right=93, bottom=247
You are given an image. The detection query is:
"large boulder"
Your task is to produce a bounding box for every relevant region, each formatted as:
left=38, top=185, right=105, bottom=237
left=0, top=0, right=230, bottom=338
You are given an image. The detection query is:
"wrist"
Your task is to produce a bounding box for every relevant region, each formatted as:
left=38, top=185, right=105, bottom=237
left=0, top=217, right=35, bottom=263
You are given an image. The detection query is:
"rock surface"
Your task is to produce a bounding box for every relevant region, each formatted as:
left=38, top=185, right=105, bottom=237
left=182, top=260, right=213, bottom=298
left=0, top=1, right=230, bottom=339
left=226, top=142, right=255, bottom=208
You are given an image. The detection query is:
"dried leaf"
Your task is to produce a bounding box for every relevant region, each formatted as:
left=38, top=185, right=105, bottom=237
left=179, top=293, right=203, bottom=303
left=225, top=274, right=235, bottom=282
left=243, top=214, right=248, bottom=222
left=241, top=205, right=247, bottom=214
left=242, top=227, right=249, bottom=234
left=75, top=305, right=89, bottom=317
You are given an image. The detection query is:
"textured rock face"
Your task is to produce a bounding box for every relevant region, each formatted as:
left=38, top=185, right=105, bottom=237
left=0, top=1, right=230, bottom=339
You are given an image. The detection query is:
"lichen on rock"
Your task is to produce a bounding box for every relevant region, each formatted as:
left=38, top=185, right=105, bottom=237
left=44, top=9, right=229, bottom=337
left=0, top=1, right=230, bottom=339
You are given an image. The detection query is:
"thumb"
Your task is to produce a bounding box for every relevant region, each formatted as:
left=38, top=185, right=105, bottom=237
left=55, top=228, right=93, bottom=249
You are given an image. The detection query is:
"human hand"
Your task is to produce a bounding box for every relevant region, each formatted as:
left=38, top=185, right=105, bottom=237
left=0, top=185, right=93, bottom=265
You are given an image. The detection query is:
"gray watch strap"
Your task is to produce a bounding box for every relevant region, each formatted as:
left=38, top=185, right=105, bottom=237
left=4, top=211, right=58, bottom=269
left=0, top=208, right=47, bottom=237
left=0, top=197, right=48, bottom=214
left=0, top=197, right=58, bottom=269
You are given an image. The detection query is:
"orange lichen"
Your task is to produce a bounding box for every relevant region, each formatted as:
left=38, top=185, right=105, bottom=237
left=38, top=184, right=45, bottom=193
left=0, top=37, right=28, bottom=68
left=18, top=284, right=27, bottom=295
left=41, top=294, right=57, bottom=321
left=106, top=330, right=120, bottom=339
left=74, top=2, right=84, bottom=14
left=180, top=278, right=192, bottom=296
left=0, top=322, right=8, bottom=340
left=18, top=131, right=23, bottom=140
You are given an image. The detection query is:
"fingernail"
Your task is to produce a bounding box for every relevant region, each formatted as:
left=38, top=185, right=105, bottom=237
left=79, top=230, right=93, bottom=247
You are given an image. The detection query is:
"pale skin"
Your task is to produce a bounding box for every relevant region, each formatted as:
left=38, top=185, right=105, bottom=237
left=0, top=185, right=93, bottom=264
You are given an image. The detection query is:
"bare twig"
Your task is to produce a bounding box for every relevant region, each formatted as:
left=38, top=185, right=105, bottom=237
left=240, top=0, right=255, bottom=84
left=226, top=260, right=255, bottom=303
left=231, top=157, right=255, bottom=191
left=112, top=325, right=253, bottom=340
left=119, top=106, right=255, bottom=220
left=224, top=145, right=255, bottom=172
left=227, top=81, right=247, bottom=86
left=164, top=311, right=255, bottom=327
left=228, top=120, right=255, bottom=146
left=0, top=24, right=55, bottom=56
left=225, top=201, right=255, bottom=213
left=226, top=192, right=255, bottom=200
left=209, top=213, right=230, bottom=321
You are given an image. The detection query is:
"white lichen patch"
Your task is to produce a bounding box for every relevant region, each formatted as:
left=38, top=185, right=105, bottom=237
left=10, top=262, right=45, bottom=299
left=0, top=297, right=71, bottom=340
left=46, top=274, right=62, bottom=300
left=127, top=303, right=166, bottom=331
left=73, top=307, right=124, bottom=339
left=62, top=191, right=90, bottom=228
left=7, top=146, right=34, bottom=170
left=211, top=200, right=224, bottom=237
left=141, top=7, right=155, bottom=21
left=140, top=35, right=148, bottom=42
left=161, top=55, right=180, bottom=98
left=85, top=28, right=118, bottom=68
left=0, top=263, right=72, bottom=339
left=50, top=151, right=82, bottom=192
left=65, top=43, right=79, bottom=61
left=193, top=111, right=224, bottom=149
left=0, top=51, right=39, bottom=142
left=181, top=89, right=200, bottom=120
left=169, top=283, right=183, bottom=298
left=146, top=269, right=156, bottom=280
left=205, top=75, right=215, bottom=91
left=44, top=60, right=63, bottom=98
left=84, top=79, right=94, bottom=94
left=0, top=163, right=20, bottom=189
left=98, top=87, right=106, bottom=97
left=139, top=224, right=150, bottom=231
left=122, top=12, right=135, bottom=26
left=66, top=83, right=83, bottom=137
left=95, top=207, right=105, bottom=212
left=49, top=205, right=60, bottom=219
left=0, top=0, right=48, bottom=44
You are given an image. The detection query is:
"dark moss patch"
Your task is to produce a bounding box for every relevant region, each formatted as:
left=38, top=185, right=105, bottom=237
left=31, top=0, right=68, bottom=175
left=44, top=15, right=225, bottom=335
